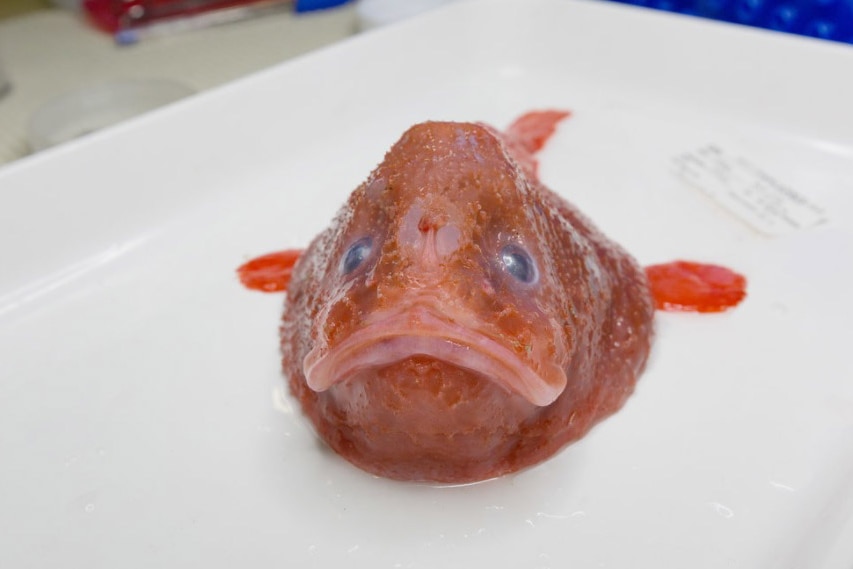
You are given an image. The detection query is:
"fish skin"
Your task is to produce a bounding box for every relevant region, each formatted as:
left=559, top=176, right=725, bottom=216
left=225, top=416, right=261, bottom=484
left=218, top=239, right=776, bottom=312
left=281, top=114, right=654, bottom=483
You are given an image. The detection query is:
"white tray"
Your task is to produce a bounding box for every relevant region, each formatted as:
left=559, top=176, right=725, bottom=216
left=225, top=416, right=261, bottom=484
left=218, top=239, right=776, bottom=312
left=2, top=1, right=852, bottom=567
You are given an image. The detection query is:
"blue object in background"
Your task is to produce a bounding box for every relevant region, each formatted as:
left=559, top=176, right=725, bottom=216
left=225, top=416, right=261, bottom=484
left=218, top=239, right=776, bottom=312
left=295, top=0, right=353, bottom=12
left=609, top=0, right=853, bottom=43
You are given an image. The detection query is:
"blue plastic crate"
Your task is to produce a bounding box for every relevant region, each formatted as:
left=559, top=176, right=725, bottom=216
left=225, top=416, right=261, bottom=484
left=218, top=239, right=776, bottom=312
left=609, top=0, right=853, bottom=43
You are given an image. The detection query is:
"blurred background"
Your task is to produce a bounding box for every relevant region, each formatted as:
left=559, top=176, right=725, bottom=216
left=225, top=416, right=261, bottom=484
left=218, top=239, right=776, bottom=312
left=0, top=0, right=850, bottom=166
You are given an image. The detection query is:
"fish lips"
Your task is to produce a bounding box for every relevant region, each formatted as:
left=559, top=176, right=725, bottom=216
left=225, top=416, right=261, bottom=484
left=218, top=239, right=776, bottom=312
left=303, top=307, right=567, bottom=407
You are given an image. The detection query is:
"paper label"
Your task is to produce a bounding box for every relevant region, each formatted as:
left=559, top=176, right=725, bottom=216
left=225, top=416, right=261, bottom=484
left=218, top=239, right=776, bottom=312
left=673, top=145, right=827, bottom=236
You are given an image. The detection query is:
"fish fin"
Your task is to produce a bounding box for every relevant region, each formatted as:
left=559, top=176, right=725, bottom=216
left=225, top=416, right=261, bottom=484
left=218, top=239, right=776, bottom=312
left=506, top=110, right=572, bottom=155
left=238, top=249, right=304, bottom=293
left=645, top=260, right=747, bottom=312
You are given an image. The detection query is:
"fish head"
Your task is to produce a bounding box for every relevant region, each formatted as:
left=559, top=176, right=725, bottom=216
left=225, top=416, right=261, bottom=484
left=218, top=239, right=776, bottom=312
left=293, top=121, right=581, bottom=479
left=303, top=121, right=572, bottom=407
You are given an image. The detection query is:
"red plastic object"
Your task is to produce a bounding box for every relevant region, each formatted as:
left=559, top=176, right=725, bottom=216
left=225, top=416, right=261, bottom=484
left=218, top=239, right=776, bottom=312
left=84, top=0, right=255, bottom=33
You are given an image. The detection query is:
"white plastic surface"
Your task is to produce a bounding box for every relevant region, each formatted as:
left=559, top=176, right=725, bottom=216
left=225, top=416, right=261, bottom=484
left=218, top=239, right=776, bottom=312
left=1, top=1, right=852, bottom=568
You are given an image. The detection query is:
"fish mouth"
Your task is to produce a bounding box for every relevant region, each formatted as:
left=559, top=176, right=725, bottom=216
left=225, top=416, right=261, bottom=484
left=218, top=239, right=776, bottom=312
left=303, top=306, right=567, bottom=407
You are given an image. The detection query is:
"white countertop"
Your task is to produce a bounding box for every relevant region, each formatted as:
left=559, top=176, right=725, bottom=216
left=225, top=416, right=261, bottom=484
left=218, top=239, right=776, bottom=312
left=0, top=5, right=357, bottom=166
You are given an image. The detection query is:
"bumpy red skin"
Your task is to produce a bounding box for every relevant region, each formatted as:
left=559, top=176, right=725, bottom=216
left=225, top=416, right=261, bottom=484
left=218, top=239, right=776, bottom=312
left=281, top=120, right=654, bottom=483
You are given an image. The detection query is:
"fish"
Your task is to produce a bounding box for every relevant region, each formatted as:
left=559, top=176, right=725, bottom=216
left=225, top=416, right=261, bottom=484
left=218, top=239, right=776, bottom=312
left=277, top=110, right=656, bottom=483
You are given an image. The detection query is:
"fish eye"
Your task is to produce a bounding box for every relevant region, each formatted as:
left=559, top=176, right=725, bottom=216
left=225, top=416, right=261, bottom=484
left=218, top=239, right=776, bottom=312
left=500, top=244, right=538, bottom=284
left=341, top=237, right=373, bottom=275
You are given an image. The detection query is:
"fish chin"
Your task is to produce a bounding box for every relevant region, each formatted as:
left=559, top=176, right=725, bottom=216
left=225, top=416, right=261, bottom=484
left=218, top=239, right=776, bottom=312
left=319, top=357, right=539, bottom=482
left=303, top=307, right=567, bottom=407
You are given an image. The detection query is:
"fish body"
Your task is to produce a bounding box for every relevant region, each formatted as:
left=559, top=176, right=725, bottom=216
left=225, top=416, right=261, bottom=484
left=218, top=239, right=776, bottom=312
left=281, top=114, right=654, bottom=483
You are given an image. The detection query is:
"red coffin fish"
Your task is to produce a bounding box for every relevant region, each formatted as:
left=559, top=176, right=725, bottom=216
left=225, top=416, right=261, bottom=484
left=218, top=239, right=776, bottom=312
left=280, top=111, right=655, bottom=483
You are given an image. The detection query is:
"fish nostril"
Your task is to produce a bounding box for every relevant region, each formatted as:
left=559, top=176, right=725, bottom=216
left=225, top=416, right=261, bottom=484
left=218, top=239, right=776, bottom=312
left=418, top=215, right=438, bottom=234
left=398, top=205, right=460, bottom=261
